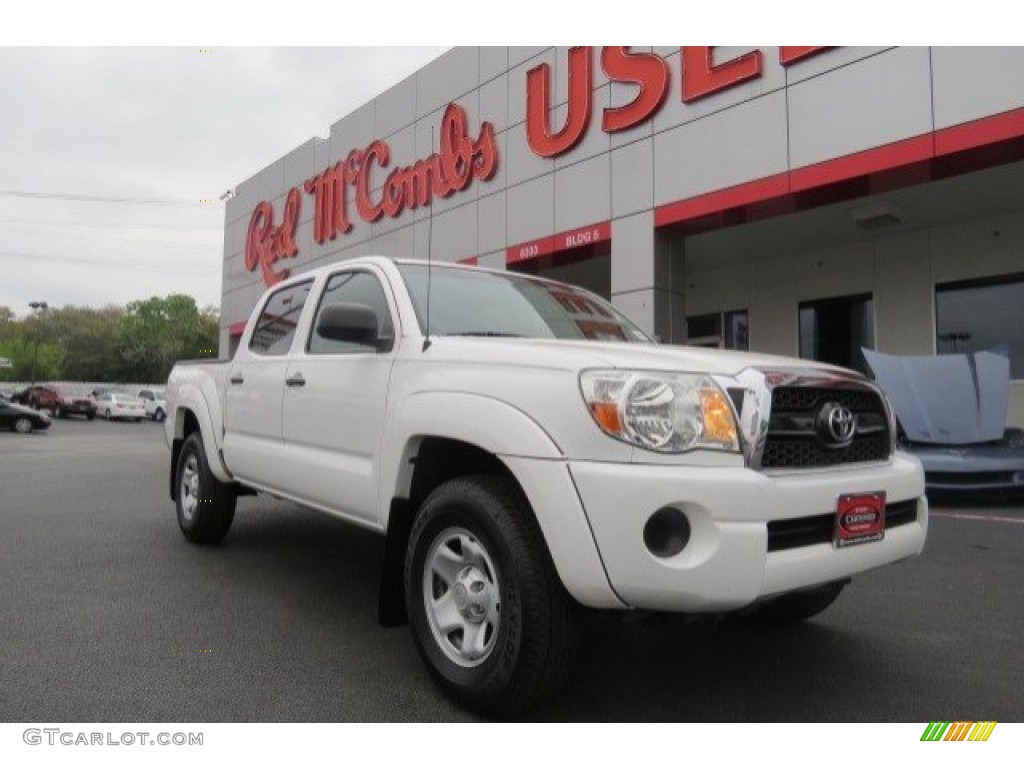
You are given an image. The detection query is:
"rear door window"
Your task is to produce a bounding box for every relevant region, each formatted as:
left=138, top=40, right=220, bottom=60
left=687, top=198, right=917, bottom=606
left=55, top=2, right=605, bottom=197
left=249, top=280, right=314, bottom=356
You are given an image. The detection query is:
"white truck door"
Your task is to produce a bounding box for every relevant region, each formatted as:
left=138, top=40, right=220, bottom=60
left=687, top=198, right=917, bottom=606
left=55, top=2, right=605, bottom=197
left=279, top=267, right=398, bottom=524
left=223, top=279, right=315, bottom=490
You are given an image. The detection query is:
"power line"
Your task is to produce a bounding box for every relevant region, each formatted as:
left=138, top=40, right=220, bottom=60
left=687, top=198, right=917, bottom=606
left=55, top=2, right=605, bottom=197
left=0, top=189, right=215, bottom=208
left=0, top=215, right=221, bottom=232
left=0, top=222, right=220, bottom=249
left=0, top=135, right=288, bottom=142
left=0, top=249, right=219, bottom=275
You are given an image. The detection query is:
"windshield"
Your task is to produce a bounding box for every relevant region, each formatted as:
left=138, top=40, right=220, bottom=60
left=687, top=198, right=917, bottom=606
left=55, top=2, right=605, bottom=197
left=397, top=264, right=651, bottom=343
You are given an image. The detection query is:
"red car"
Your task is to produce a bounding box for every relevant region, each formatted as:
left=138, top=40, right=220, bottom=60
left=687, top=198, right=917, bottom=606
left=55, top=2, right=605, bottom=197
left=26, top=384, right=97, bottom=420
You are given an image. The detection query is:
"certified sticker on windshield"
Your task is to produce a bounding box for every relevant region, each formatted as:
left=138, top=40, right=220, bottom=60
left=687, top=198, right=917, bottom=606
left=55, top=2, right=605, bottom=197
left=834, top=492, right=886, bottom=548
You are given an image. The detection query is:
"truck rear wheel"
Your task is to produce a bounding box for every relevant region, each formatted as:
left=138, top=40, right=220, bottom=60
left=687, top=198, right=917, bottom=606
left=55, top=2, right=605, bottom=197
left=404, top=475, right=578, bottom=716
left=749, top=580, right=847, bottom=625
left=175, top=432, right=236, bottom=544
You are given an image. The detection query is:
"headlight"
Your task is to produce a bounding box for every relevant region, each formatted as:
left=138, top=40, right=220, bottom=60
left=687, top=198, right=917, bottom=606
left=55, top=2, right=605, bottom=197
left=580, top=370, right=739, bottom=453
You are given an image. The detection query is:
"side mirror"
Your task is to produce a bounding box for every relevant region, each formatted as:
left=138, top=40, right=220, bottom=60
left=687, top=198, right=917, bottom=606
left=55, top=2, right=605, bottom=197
left=315, top=303, right=382, bottom=349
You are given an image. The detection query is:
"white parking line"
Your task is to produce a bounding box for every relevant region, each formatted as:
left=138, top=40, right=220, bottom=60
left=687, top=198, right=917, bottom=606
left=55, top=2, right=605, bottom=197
left=931, top=511, right=1024, bottom=525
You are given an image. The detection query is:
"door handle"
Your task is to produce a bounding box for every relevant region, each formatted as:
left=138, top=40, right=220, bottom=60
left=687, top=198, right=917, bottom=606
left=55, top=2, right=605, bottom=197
left=229, top=373, right=244, bottom=385
left=285, top=373, right=306, bottom=387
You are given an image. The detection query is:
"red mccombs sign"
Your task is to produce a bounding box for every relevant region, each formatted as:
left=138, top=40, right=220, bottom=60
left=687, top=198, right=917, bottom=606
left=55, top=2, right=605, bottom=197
left=245, top=47, right=827, bottom=286
left=246, top=103, right=498, bottom=286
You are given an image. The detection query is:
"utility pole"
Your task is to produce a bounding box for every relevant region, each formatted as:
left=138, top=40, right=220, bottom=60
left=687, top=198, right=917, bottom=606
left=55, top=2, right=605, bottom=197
left=28, top=301, right=49, bottom=384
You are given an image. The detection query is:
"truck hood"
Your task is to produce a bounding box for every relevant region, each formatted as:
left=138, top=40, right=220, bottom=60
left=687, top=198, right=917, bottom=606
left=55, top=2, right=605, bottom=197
left=864, top=347, right=1010, bottom=445
left=427, top=337, right=854, bottom=378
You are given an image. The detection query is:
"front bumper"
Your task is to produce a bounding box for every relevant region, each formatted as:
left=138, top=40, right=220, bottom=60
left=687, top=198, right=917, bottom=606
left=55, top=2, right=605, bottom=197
left=568, top=452, right=927, bottom=612
left=109, top=409, right=146, bottom=420
left=909, top=443, right=1024, bottom=493
left=62, top=404, right=95, bottom=415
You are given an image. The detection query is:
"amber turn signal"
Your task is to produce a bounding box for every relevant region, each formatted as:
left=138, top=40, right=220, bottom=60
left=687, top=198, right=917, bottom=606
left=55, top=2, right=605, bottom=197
left=589, top=402, right=622, bottom=435
left=699, top=388, right=739, bottom=449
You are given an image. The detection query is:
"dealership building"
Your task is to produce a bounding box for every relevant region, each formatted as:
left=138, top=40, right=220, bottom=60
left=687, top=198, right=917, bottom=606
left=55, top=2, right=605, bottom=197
left=221, top=47, right=1024, bottom=426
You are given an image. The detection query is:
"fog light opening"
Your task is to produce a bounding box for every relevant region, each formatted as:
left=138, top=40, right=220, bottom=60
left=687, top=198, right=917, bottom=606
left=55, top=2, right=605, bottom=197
left=643, top=507, right=691, bottom=558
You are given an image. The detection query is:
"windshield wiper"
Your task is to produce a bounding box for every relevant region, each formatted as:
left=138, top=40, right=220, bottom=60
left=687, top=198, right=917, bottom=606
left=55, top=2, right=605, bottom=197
left=445, top=332, right=527, bottom=338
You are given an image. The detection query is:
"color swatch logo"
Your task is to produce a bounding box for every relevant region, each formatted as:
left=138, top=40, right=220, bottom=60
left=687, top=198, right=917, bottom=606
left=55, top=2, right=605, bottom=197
left=921, top=722, right=997, bottom=741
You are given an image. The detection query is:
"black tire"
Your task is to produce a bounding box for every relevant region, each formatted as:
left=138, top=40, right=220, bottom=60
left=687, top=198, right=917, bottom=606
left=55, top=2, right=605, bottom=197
left=56, top=407, right=65, bottom=419
left=86, top=412, right=95, bottom=421
left=155, top=408, right=166, bottom=423
left=748, top=580, right=847, bottom=625
left=104, top=408, right=111, bottom=420
left=174, top=432, right=236, bottom=544
left=404, top=475, right=578, bottom=716
left=13, top=416, right=33, bottom=434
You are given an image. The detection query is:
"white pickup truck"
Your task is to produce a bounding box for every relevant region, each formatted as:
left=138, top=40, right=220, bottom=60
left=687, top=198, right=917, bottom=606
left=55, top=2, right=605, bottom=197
left=165, top=256, right=927, bottom=714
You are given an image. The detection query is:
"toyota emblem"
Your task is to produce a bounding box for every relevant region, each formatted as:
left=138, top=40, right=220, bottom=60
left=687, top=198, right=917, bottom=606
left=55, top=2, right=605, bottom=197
left=816, top=402, right=857, bottom=447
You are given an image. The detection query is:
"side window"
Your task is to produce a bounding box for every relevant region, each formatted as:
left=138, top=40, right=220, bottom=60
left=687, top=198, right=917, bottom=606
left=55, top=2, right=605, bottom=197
left=249, top=280, right=314, bottom=356
left=308, top=271, right=396, bottom=354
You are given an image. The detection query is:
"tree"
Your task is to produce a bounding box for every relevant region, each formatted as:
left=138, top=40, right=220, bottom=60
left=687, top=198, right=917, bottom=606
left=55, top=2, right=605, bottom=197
left=117, top=295, right=219, bottom=382
left=0, top=338, right=62, bottom=382
left=32, top=306, right=124, bottom=382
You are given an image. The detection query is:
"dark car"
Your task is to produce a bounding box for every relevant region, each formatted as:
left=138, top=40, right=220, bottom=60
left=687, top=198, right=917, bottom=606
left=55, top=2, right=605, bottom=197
left=0, top=400, right=52, bottom=433
left=9, top=387, right=31, bottom=405
left=27, top=383, right=97, bottom=420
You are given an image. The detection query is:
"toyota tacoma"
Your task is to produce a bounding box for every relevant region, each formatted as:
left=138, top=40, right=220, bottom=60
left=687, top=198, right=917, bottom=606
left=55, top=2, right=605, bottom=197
left=165, top=257, right=927, bottom=714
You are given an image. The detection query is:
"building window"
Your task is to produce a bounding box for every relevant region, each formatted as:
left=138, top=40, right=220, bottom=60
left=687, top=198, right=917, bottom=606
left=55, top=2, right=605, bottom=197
left=936, top=273, right=1024, bottom=379
left=799, top=293, right=874, bottom=374
left=685, top=309, right=749, bottom=350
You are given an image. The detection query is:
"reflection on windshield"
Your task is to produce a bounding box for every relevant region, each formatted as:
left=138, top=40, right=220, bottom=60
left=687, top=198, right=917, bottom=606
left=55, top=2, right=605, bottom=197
left=398, top=264, right=651, bottom=343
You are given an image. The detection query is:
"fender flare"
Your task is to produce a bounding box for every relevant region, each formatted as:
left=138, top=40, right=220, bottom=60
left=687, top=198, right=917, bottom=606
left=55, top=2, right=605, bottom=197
left=379, top=390, right=564, bottom=508
left=171, top=384, right=233, bottom=484
left=378, top=391, right=623, bottom=612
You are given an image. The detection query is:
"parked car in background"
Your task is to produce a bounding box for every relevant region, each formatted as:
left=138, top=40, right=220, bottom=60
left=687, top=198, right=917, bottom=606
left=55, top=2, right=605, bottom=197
left=0, top=400, right=52, bottom=433
left=137, top=388, right=167, bottom=422
left=27, top=384, right=97, bottom=420
left=91, top=386, right=128, bottom=399
left=0, top=389, right=14, bottom=402
left=95, top=392, right=146, bottom=422
left=54, top=384, right=99, bottom=420
left=865, top=347, right=1024, bottom=495
left=9, top=387, right=31, bottom=405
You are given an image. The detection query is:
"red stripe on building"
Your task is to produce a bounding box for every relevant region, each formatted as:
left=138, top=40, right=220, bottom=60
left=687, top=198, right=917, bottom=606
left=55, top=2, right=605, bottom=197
left=507, top=220, right=611, bottom=265
left=653, top=174, right=789, bottom=228
left=935, top=106, right=1024, bottom=155
left=789, top=134, right=934, bottom=193
left=655, top=106, right=1024, bottom=231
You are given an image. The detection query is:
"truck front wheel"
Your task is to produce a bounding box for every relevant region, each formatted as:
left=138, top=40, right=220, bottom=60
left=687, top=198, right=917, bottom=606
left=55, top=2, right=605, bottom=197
left=175, top=432, right=236, bottom=544
left=404, top=475, right=578, bottom=716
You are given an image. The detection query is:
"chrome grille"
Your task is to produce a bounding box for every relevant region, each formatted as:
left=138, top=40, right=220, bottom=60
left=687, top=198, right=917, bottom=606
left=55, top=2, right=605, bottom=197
left=761, top=386, right=891, bottom=469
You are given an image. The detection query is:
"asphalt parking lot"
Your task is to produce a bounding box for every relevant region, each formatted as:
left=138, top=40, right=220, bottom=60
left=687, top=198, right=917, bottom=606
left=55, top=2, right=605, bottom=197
left=1, top=418, right=1022, bottom=722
